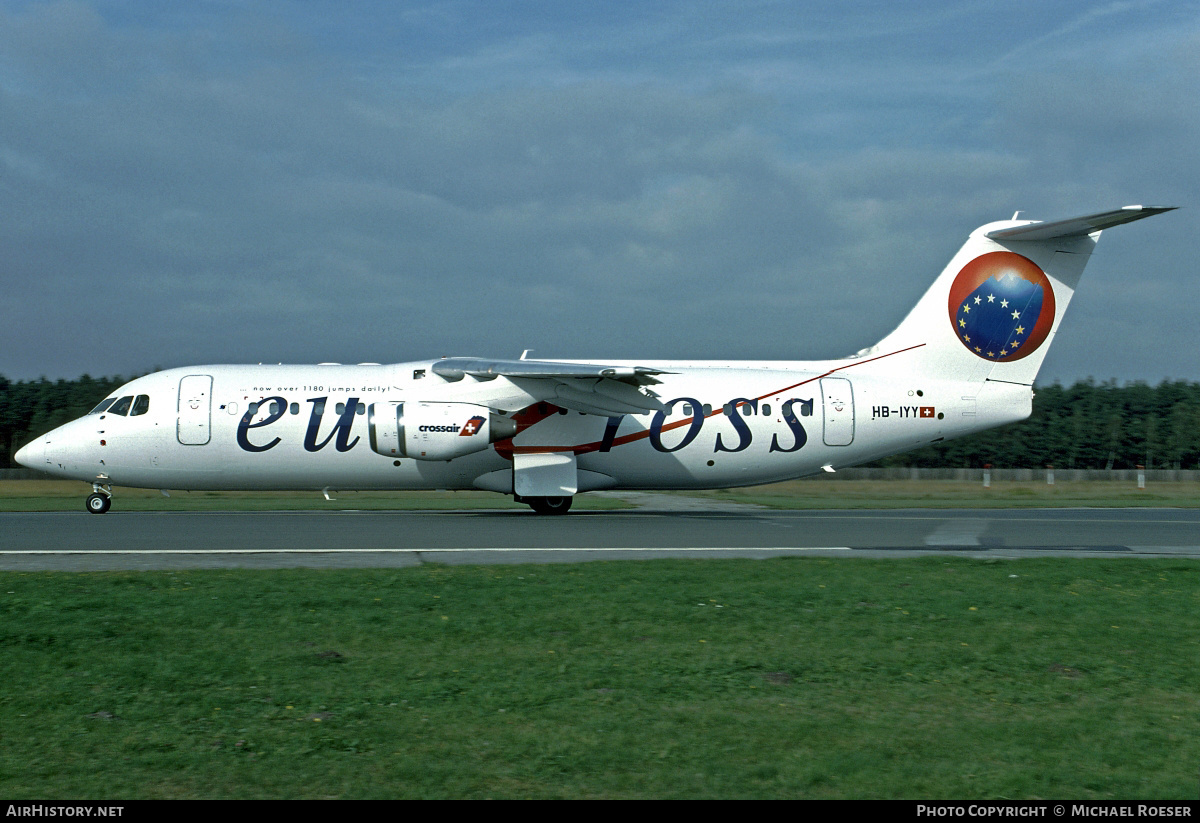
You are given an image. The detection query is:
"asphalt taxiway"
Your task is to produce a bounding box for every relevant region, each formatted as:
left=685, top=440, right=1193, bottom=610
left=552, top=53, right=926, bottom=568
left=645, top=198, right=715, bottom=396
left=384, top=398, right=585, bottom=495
left=2, top=495, right=1199, bottom=570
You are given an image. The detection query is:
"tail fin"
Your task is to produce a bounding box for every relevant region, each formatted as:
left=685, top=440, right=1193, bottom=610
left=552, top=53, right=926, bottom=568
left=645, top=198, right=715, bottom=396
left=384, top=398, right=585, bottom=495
left=863, top=206, right=1176, bottom=386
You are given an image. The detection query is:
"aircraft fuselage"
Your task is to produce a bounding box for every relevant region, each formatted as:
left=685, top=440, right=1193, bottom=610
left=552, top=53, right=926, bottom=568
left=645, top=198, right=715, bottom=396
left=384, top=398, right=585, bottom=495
left=20, top=358, right=1029, bottom=495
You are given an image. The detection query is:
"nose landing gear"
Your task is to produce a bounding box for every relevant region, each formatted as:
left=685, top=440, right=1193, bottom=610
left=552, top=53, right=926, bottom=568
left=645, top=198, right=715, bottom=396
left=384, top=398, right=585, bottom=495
left=86, top=481, right=112, bottom=515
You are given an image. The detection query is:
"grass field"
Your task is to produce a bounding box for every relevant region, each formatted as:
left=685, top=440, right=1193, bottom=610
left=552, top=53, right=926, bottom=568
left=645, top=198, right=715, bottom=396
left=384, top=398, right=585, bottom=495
left=3, top=477, right=1198, bottom=511
left=1, top=558, right=1197, bottom=799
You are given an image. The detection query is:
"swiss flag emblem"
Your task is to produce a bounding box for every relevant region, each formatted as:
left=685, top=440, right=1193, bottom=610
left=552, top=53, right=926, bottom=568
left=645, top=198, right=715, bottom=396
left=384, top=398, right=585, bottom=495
left=919, top=407, right=936, bottom=418
left=460, top=415, right=486, bottom=436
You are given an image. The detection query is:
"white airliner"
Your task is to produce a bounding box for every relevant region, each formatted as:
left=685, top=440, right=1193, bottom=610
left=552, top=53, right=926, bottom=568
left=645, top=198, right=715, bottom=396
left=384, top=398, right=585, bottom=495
left=16, top=206, right=1174, bottom=514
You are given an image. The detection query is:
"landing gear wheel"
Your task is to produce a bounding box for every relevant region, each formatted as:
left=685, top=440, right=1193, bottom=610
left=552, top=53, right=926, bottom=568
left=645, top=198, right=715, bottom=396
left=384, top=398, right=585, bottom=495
left=85, top=492, right=112, bottom=515
left=527, top=496, right=573, bottom=516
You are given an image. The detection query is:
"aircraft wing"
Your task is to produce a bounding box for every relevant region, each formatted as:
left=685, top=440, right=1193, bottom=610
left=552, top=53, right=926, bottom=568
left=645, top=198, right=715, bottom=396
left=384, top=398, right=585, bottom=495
left=431, top=357, right=669, bottom=416
left=986, top=205, right=1176, bottom=241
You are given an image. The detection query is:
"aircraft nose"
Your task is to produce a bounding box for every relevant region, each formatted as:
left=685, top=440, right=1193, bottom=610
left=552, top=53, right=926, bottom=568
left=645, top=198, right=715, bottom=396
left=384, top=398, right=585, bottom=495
left=14, top=440, right=42, bottom=469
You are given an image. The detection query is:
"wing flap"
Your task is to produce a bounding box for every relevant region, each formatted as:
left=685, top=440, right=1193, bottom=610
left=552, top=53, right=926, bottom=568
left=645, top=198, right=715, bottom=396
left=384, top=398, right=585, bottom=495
left=431, top=357, right=668, bottom=417
left=552, top=380, right=664, bottom=416
left=431, top=357, right=668, bottom=386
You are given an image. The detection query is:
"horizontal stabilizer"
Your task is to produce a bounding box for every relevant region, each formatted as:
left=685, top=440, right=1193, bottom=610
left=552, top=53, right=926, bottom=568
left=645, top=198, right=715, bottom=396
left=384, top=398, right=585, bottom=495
left=986, top=206, right=1176, bottom=241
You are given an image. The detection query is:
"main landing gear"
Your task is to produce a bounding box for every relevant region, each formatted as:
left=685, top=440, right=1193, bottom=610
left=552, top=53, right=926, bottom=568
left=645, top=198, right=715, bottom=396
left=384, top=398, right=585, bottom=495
left=522, top=495, right=573, bottom=515
left=86, top=482, right=112, bottom=515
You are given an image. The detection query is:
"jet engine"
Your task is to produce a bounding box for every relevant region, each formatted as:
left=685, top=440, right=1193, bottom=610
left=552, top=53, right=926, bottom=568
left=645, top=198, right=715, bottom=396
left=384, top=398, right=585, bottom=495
left=368, top=402, right=517, bottom=461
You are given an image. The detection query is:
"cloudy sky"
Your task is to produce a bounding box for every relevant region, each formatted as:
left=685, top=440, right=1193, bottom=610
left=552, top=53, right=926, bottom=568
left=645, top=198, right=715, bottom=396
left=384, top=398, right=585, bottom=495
left=1, top=0, right=1195, bottom=385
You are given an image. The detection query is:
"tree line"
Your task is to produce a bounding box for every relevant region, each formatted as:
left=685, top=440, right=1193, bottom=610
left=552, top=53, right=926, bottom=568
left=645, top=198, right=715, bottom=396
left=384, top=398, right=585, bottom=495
left=2, top=374, right=1199, bottom=470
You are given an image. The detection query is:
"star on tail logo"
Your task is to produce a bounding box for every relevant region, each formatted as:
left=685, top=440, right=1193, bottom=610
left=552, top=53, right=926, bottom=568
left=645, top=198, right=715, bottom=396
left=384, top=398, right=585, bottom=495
left=459, top=416, right=486, bottom=437
left=947, top=251, right=1056, bottom=362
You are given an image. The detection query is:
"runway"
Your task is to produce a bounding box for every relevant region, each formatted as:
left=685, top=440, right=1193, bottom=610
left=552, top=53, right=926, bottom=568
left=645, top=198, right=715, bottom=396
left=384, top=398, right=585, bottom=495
left=2, top=499, right=1200, bottom=570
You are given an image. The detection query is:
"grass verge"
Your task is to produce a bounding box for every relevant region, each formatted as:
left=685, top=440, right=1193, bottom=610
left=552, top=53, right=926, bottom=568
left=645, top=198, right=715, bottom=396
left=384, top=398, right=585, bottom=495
left=1, top=558, right=1197, bottom=798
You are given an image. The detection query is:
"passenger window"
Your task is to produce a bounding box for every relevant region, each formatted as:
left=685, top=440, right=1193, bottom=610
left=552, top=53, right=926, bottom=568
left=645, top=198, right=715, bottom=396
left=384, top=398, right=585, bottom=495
left=130, top=395, right=150, bottom=416
left=270, top=400, right=283, bottom=416
left=90, top=398, right=117, bottom=414
left=108, top=396, right=133, bottom=416
left=290, top=403, right=299, bottom=415
left=336, top=402, right=346, bottom=415
left=761, top=403, right=771, bottom=416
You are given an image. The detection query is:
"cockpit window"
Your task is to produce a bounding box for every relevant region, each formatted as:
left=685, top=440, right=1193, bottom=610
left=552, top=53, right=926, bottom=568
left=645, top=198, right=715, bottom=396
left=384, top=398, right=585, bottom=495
left=130, top=395, right=150, bottom=416
left=90, top=398, right=117, bottom=414
left=108, top=396, right=134, bottom=416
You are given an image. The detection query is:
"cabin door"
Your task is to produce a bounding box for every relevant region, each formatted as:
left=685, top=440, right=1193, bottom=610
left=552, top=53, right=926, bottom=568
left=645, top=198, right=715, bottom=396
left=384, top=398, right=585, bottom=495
left=177, top=375, right=213, bottom=445
left=820, top=377, right=855, bottom=446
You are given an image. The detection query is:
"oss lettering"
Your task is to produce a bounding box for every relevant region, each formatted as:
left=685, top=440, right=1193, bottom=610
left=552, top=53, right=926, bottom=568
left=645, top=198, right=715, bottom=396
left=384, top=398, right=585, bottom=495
left=648, top=396, right=811, bottom=454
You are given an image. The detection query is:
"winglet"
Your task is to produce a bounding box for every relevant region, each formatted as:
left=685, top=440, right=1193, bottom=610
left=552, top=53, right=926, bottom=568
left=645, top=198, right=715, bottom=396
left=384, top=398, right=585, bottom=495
left=986, top=206, right=1177, bottom=241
